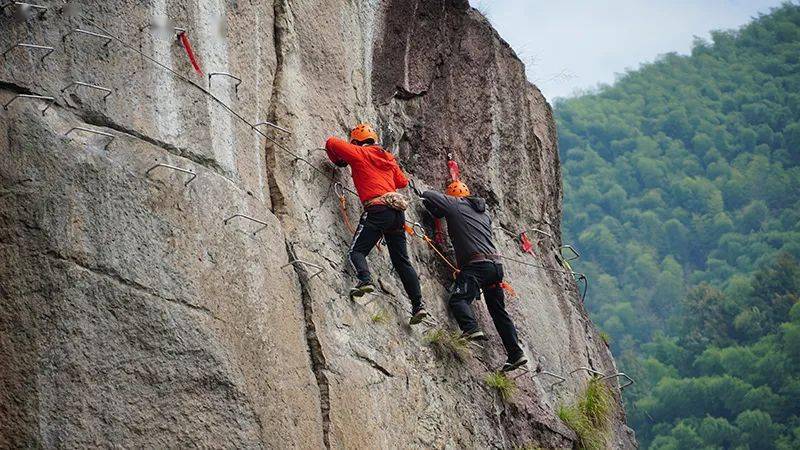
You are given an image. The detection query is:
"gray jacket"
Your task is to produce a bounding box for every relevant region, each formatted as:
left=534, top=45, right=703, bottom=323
left=421, top=190, right=498, bottom=268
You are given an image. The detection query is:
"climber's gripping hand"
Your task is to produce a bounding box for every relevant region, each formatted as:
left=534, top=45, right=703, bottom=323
left=409, top=179, right=423, bottom=198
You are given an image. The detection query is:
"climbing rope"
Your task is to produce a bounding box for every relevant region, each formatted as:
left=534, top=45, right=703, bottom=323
left=404, top=223, right=460, bottom=277
left=334, top=182, right=356, bottom=233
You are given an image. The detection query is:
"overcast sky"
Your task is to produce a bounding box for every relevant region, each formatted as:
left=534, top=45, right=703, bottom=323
left=468, top=0, right=792, bottom=100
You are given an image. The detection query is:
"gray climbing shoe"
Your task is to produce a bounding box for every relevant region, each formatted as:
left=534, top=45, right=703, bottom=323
left=349, top=281, right=374, bottom=299
left=501, top=354, right=529, bottom=372
left=460, top=329, right=488, bottom=341
left=409, top=307, right=429, bottom=325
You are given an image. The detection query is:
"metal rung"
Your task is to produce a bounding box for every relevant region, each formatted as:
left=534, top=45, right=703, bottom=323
left=253, top=121, right=291, bottom=135
left=62, top=28, right=113, bottom=47
left=1, top=1, right=47, bottom=16
left=61, top=81, right=113, bottom=100
left=560, top=245, right=580, bottom=261
left=208, top=72, right=242, bottom=91
left=65, top=127, right=115, bottom=149
left=3, top=94, right=54, bottom=115
left=2, top=43, right=55, bottom=61
left=524, top=228, right=553, bottom=239
left=531, top=370, right=569, bottom=389
left=223, top=214, right=270, bottom=235
left=574, top=273, right=588, bottom=302
left=146, top=164, right=197, bottom=186
left=601, top=372, right=635, bottom=390
left=569, top=366, right=605, bottom=378
left=420, top=318, right=438, bottom=327
left=466, top=340, right=484, bottom=350
left=281, top=259, right=324, bottom=279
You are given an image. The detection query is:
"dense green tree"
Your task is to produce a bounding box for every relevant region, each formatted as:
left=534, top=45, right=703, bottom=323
left=555, top=4, right=800, bottom=447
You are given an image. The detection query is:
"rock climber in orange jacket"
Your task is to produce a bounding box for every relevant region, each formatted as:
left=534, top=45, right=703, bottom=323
left=326, top=124, right=428, bottom=325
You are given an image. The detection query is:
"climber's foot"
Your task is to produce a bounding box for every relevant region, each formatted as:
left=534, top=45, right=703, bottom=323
left=349, top=280, right=375, bottom=299
left=460, top=329, right=488, bottom=341
left=409, top=306, right=429, bottom=325
left=501, top=354, right=529, bottom=372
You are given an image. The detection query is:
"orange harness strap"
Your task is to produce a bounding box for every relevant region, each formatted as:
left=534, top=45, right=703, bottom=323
left=486, top=281, right=517, bottom=299
left=338, top=194, right=356, bottom=234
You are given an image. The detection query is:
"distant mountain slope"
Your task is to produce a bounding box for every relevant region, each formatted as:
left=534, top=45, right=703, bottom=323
left=555, top=3, right=800, bottom=448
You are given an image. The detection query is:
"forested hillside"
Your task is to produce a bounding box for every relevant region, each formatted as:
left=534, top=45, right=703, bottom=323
left=555, top=3, right=800, bottom=448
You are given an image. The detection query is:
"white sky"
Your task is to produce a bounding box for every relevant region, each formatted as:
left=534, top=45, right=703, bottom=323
left=468, top=0, right=792, bottom=100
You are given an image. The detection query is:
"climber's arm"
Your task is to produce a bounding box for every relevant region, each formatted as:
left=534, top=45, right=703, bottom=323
left=421, top=190, right=453, bottom=218
left=393, top=165, right=409, bottom=189
left=325, top=137, right=361, bottom=167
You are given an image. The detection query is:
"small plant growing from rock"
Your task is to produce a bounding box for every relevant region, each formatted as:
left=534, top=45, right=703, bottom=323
left=371, top=309, right=388, bottom=324
left=513, top=444, right=543, bottom=450
left=557, top=377, right=614, bottom=450
left=599, top=331, right=611, bottom=346
left=424, top=329, right=469, bottom=361
left=485, top=371, right=516, bottom=401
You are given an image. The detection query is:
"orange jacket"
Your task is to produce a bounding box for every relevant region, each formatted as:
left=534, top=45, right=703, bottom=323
left=325, top=137, right=409, bottom=203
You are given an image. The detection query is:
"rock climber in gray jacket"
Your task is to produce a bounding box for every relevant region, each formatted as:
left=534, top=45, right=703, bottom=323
left=420, top=180, right=528, bottom=372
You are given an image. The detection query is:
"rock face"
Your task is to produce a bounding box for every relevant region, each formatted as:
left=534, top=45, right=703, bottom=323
left=0, top=1, right=635, bottom=448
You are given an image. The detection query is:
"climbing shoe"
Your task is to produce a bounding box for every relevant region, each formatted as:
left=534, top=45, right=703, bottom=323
left=409, top=306, right=429, bottom=325
left=501, top=354, right=529, bottom=372
left=349, top=280, right=375, bottom=299
left=460, top=329, right=488, bottom=341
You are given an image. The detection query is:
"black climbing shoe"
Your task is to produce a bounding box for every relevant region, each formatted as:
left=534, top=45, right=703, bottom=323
left=409, top=306, right=429, bottom=325
left=349, top=280, right=375, bottom=299
left=502, top=354, right=529, bottom=372
left=460, top=329, right=488, bottom=341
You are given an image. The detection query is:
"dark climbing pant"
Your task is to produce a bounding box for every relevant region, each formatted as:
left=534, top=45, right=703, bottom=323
left=349, top=205, right=423, bottom=308
left=449, top=261, right=523, bottom=360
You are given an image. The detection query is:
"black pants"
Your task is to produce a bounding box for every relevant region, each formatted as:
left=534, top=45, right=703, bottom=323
left=449, top=261, right=523, bottom=359
left=349, top=205, right=422, bottom=308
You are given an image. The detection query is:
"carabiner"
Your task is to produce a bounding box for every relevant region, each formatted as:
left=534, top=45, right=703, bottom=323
left=333, top=182, right=345, bottom=199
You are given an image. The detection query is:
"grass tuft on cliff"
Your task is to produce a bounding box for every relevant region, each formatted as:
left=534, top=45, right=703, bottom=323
left=370, top=309, right=388, bottom=324
left=424, top=329, right=469, bottom=361
left=558, top=377, right=615, bottom=450
left=485, top=371, right=516, bottom=401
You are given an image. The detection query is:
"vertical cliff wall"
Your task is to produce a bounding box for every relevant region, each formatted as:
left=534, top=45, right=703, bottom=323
left=1, top=1, right=635, bottom=448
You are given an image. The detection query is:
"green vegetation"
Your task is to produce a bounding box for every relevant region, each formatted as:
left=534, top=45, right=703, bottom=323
left=599, top=331, right=612, bottom=346
left=555, top=4, right=800, bottom=448
left=485, top=371, right=516, bottom=401
left=424, top=329, right=470, bottom=361
left=370, top=309, right=388, bottom=324
left=558, top=377, right=615, bottom=450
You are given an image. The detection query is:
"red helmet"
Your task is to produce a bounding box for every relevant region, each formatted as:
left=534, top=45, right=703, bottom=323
left=446, top=180, right=470, bottom=198
left=350, top=123, right=379, bottom=144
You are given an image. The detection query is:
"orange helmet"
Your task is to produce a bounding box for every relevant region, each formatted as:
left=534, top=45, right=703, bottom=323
left=350, top=123, right=379, bottom=144
left=446, top=180, right=470, bottom=198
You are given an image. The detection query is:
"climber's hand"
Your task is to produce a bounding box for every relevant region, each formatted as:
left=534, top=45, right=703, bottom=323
left=409, top=179, right=423, bottom=198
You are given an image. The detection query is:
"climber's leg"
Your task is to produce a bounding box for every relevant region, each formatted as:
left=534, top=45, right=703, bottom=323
left=448, top=267, right=481, bottom=334
left=483, top=263, right=525, bottom=367
left=384, top=231, right=423, bottom=302
left=348, top=207, right=390, bottom=297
